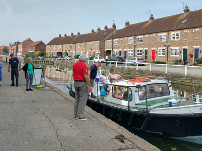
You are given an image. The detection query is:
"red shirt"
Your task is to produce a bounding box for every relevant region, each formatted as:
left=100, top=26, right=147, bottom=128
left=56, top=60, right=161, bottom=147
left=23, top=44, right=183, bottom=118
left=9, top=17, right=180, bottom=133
left=73, top=61, right=88, bottom=81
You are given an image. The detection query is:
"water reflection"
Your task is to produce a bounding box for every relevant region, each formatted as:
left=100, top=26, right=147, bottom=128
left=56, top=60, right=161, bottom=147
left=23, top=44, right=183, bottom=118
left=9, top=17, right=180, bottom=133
left=43, top=65, right=202, bottom=151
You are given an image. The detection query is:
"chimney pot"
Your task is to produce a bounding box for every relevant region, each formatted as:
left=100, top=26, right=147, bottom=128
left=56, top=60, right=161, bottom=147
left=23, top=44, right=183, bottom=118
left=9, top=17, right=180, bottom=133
left=97, top=27, right=101, bottom=32
left=71, top=32, right=74, bottom=36
left=104, top=25, right=108, bottom=30
left=125, top=21, right=130, bottom=27
left=77, top=32, right=80, bottom=36
left=184, top=5, right=190, bottom=13
left=149, top=14, right=154, bottom=21
left=64, top=34, right=67, bottom=37
left=112, top=23, right=116, bottom=30
left=91, top=29, right=95, bottom=33
left=59, top=34, right=61, bottom=37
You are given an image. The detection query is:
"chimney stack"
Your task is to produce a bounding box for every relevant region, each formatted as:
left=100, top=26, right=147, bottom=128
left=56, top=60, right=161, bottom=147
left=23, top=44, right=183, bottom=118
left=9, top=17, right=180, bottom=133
left=91, top=29, right=95, bottom=34
left=97, top=27, right=101, bottom=32
left=112, top=23, right=116, bottom=30
left=184, top=5, right=190, bottom=13
left=77, top=32, right=80, bottom=36
left=59, top=34, right=61, bottom=37
left=104, top=25, right=108, bottom=30
left=149, top=14, right=154, bottom=21
left=125, top=21, right=130, bottom=27
left=71, top=32, right=74, bottom=36
left=64, top=34, right=67, bottom=37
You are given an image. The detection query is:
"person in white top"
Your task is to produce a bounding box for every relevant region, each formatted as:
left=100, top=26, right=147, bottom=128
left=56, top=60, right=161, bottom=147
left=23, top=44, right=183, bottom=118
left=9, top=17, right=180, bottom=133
left=100, top=71, right=109, bottom=91
left=108, top=68, right=122, bottom=83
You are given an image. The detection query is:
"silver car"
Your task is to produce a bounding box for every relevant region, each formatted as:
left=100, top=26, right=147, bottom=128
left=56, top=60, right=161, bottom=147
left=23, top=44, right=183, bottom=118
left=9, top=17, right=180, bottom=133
left=127, top=57, right=145, bottom=66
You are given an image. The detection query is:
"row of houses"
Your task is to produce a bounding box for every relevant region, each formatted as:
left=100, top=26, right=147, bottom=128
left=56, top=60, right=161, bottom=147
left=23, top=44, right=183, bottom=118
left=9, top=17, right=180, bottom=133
left=46, top=6, right=202, bottom=63
left=0, top=39, right=46, bottom=57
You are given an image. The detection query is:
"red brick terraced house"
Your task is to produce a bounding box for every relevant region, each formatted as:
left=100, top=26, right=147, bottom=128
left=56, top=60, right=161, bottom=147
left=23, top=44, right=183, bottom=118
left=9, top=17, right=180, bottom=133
left=46, top=35, right=63, bottom=57
left=47, top=25, right=115, bottom=58
left=7, top=46, right=15, bottom=55
left=28, top=41, right=46, bottom=53
left=17, top=38, right=33, bottom=57
left=105, top=6, right=202, bottom=63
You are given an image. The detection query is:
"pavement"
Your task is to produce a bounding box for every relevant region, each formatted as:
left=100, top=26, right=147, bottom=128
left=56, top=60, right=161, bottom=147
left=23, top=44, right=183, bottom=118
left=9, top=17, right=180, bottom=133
left=0, top=63, right=159, bottom=151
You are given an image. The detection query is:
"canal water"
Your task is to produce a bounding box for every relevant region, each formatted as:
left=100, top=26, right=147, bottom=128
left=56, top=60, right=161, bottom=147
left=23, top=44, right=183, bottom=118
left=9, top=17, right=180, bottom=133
left=41, top=65, right=202, bottom=151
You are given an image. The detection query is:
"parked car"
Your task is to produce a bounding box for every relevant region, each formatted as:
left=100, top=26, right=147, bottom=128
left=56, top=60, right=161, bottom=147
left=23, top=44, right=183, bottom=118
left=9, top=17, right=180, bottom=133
left=93, top=56, right=105, bottom=62
left=107, top=56, right=125, bottom=62
left=65, top=56, right=72, bottom=60
left=127, top=57, right=145, bottom=65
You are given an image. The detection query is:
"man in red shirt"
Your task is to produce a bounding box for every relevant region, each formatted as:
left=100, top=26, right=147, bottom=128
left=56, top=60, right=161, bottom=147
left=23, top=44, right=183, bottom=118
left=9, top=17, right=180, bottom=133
left=73, top=54, right=92, bottom=120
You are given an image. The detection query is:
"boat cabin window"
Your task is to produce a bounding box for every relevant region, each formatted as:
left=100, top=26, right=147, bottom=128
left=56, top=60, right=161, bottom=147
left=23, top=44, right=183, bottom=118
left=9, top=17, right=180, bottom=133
left=112, top=86, right=132, bottom=100
left=138, top=84, right=170, bottom=101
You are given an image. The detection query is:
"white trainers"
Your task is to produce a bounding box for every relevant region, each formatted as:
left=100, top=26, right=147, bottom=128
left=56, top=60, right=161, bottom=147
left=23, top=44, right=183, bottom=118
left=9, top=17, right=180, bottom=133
left=76, top=118, right=87, bottom=121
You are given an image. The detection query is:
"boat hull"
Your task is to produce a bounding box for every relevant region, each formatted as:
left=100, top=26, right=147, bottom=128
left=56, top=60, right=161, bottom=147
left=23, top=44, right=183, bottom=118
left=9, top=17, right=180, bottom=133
left=69, top=91, right=202, bottom=142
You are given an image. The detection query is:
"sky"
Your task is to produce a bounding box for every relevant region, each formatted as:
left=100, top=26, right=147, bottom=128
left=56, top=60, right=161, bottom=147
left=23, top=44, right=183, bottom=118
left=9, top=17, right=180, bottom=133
left=0, top=0, right=201, bottom=45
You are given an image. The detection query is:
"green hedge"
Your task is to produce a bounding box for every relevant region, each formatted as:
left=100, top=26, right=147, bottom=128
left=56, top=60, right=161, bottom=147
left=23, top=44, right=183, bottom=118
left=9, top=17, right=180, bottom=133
left=153, top=61, right=166, bottom=64
left=89, top=56, right=95, bottom=60
left=74, top=55, right=80, bottom=59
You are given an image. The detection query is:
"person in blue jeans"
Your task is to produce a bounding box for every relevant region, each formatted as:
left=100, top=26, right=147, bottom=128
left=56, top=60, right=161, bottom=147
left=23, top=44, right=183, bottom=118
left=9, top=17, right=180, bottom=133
left=0, top=62, right=3, bottom=86
left=22, top=57, right=34, bottom=91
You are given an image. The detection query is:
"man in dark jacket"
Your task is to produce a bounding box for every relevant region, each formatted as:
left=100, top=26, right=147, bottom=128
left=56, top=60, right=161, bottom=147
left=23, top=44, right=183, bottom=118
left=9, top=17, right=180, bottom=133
left=8, top=54, right=21, bottom=87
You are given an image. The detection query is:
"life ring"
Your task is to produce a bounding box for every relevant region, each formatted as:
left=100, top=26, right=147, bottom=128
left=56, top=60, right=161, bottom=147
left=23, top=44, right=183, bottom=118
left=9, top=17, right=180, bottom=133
left=129, top=77, right=150, bottom=82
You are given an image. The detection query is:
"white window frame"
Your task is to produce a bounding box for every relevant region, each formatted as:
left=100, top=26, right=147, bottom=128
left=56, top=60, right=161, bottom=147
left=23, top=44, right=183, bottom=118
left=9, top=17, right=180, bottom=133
left=137, top=37, right=143, bottom=43
left=158, top=48, right=166, bottom=56
left=128, top=49, right=134, bottom=56
left=171, top=32, right=180, bottom=40
left=54, top=46, right=56, bottom=49
left=114, top=49, right=118, bottom=55
left=114, top=39, right=118, bottom=45
left=97, top=41, right=99, bottom=46
left=158, top=34, right=166, bottom=42
left=170, top=48, right=179, bottom=56
left=70, top=45, right=72, bottom=49
left=78, top=43, right=80, bottom=48
left=107, top=40, right=111, bottom=46
left=128, top=38, right=133, bottom=44
left=137, top=49, right=142, bottom=56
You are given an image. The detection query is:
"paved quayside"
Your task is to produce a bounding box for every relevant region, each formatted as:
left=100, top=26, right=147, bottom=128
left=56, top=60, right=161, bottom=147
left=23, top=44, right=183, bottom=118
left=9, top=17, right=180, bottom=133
left=0, top=63, right=159, bottom=151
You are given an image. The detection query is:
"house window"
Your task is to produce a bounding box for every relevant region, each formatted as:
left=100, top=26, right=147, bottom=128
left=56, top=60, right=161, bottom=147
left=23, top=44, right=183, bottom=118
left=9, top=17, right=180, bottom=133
left=49, top=45, right=51, bottom=48
left=78, top=43, right=80, bottom=48
left=128, top=49, right=134, bottom=56
left=107, top=40, right=111, bottom=46
left=114, top=39, right=118, bottom=45
left=54, top=52, right=56, bottom=56
left=158, top=48, right=165, bottom=56
left=54, top=46, right=56, bottom=49
left=171, top=32, right=180, bottom=40
left=89, top=42, right=92, bottom=47
left=63, top=45, right=66, bottom=50
left=158, top=34, right=166, bottom=41
left=70, top=45, right=72, bottom=49
left=171, top=48, right=179, bottom=56
left=40, top=46, right=44, bottom=49
left=137, top=37, right=143, bottom=43
left=60, top=45, right=62, bottom=48
left=58, top=45, right=60, bottom=49
left=97, top=41, right=99, bottom=46
left=84, top=43, right=86, bottom=47
left=137, top=49, right=142, bottom=56
left=128, top=38, right=133, bottom=44
left=114, top=50, right=118, bottom=55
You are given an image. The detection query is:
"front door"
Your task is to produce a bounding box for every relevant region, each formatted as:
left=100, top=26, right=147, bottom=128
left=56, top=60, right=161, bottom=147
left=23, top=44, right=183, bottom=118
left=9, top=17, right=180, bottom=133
left=194, top=48, right=199, bottom=60
left=145, top=49, right=148, bottom=60
left=183, top=48, right=187, bottom=65
left=152, top=50, right=155, bottom=61
left=124, top=50, right=127, bottom=59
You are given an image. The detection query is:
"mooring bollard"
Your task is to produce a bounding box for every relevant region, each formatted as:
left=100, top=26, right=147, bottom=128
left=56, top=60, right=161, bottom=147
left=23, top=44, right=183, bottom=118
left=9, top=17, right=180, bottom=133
left=136, top=63, right=139, bottom=70
left=116, top=61, right=117, bottom=67
left=149, top=64, right=152, bottom=71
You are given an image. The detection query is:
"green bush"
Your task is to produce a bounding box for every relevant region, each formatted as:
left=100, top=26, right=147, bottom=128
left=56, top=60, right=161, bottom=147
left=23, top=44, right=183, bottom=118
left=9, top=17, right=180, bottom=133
left=24, top=53, right=36, bottom=62
left=89, top=56, right=95, bottom=60
left=74, top=55, right=80, bottom=59
left=195, top=57, right=202, bottom=64
left=153, top=61, right=166, bottom=64
left=174, top=59, right=182, bottom=65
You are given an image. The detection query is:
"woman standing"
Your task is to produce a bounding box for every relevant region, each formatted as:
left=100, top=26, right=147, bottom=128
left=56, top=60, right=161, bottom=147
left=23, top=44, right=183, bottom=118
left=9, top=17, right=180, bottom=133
left=0, top=62, right=3, bottom=86
left=22, top=57, right=34, bottom=91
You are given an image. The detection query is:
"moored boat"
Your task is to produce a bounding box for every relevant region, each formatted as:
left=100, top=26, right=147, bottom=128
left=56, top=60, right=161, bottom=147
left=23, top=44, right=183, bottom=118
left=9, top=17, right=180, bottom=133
left=68, top=76, right=202, bottom=144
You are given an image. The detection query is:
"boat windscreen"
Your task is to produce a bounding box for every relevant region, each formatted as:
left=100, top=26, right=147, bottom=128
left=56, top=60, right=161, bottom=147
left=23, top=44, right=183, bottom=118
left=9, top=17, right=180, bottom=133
left=138, top=83, right=170, bottom=101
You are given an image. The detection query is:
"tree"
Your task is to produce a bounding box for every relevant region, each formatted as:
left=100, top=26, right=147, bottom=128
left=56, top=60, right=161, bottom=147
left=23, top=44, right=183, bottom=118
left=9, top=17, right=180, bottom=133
left=35, top=51, right=41, bottom=57
left=40, top=51, right=45, bottom=57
